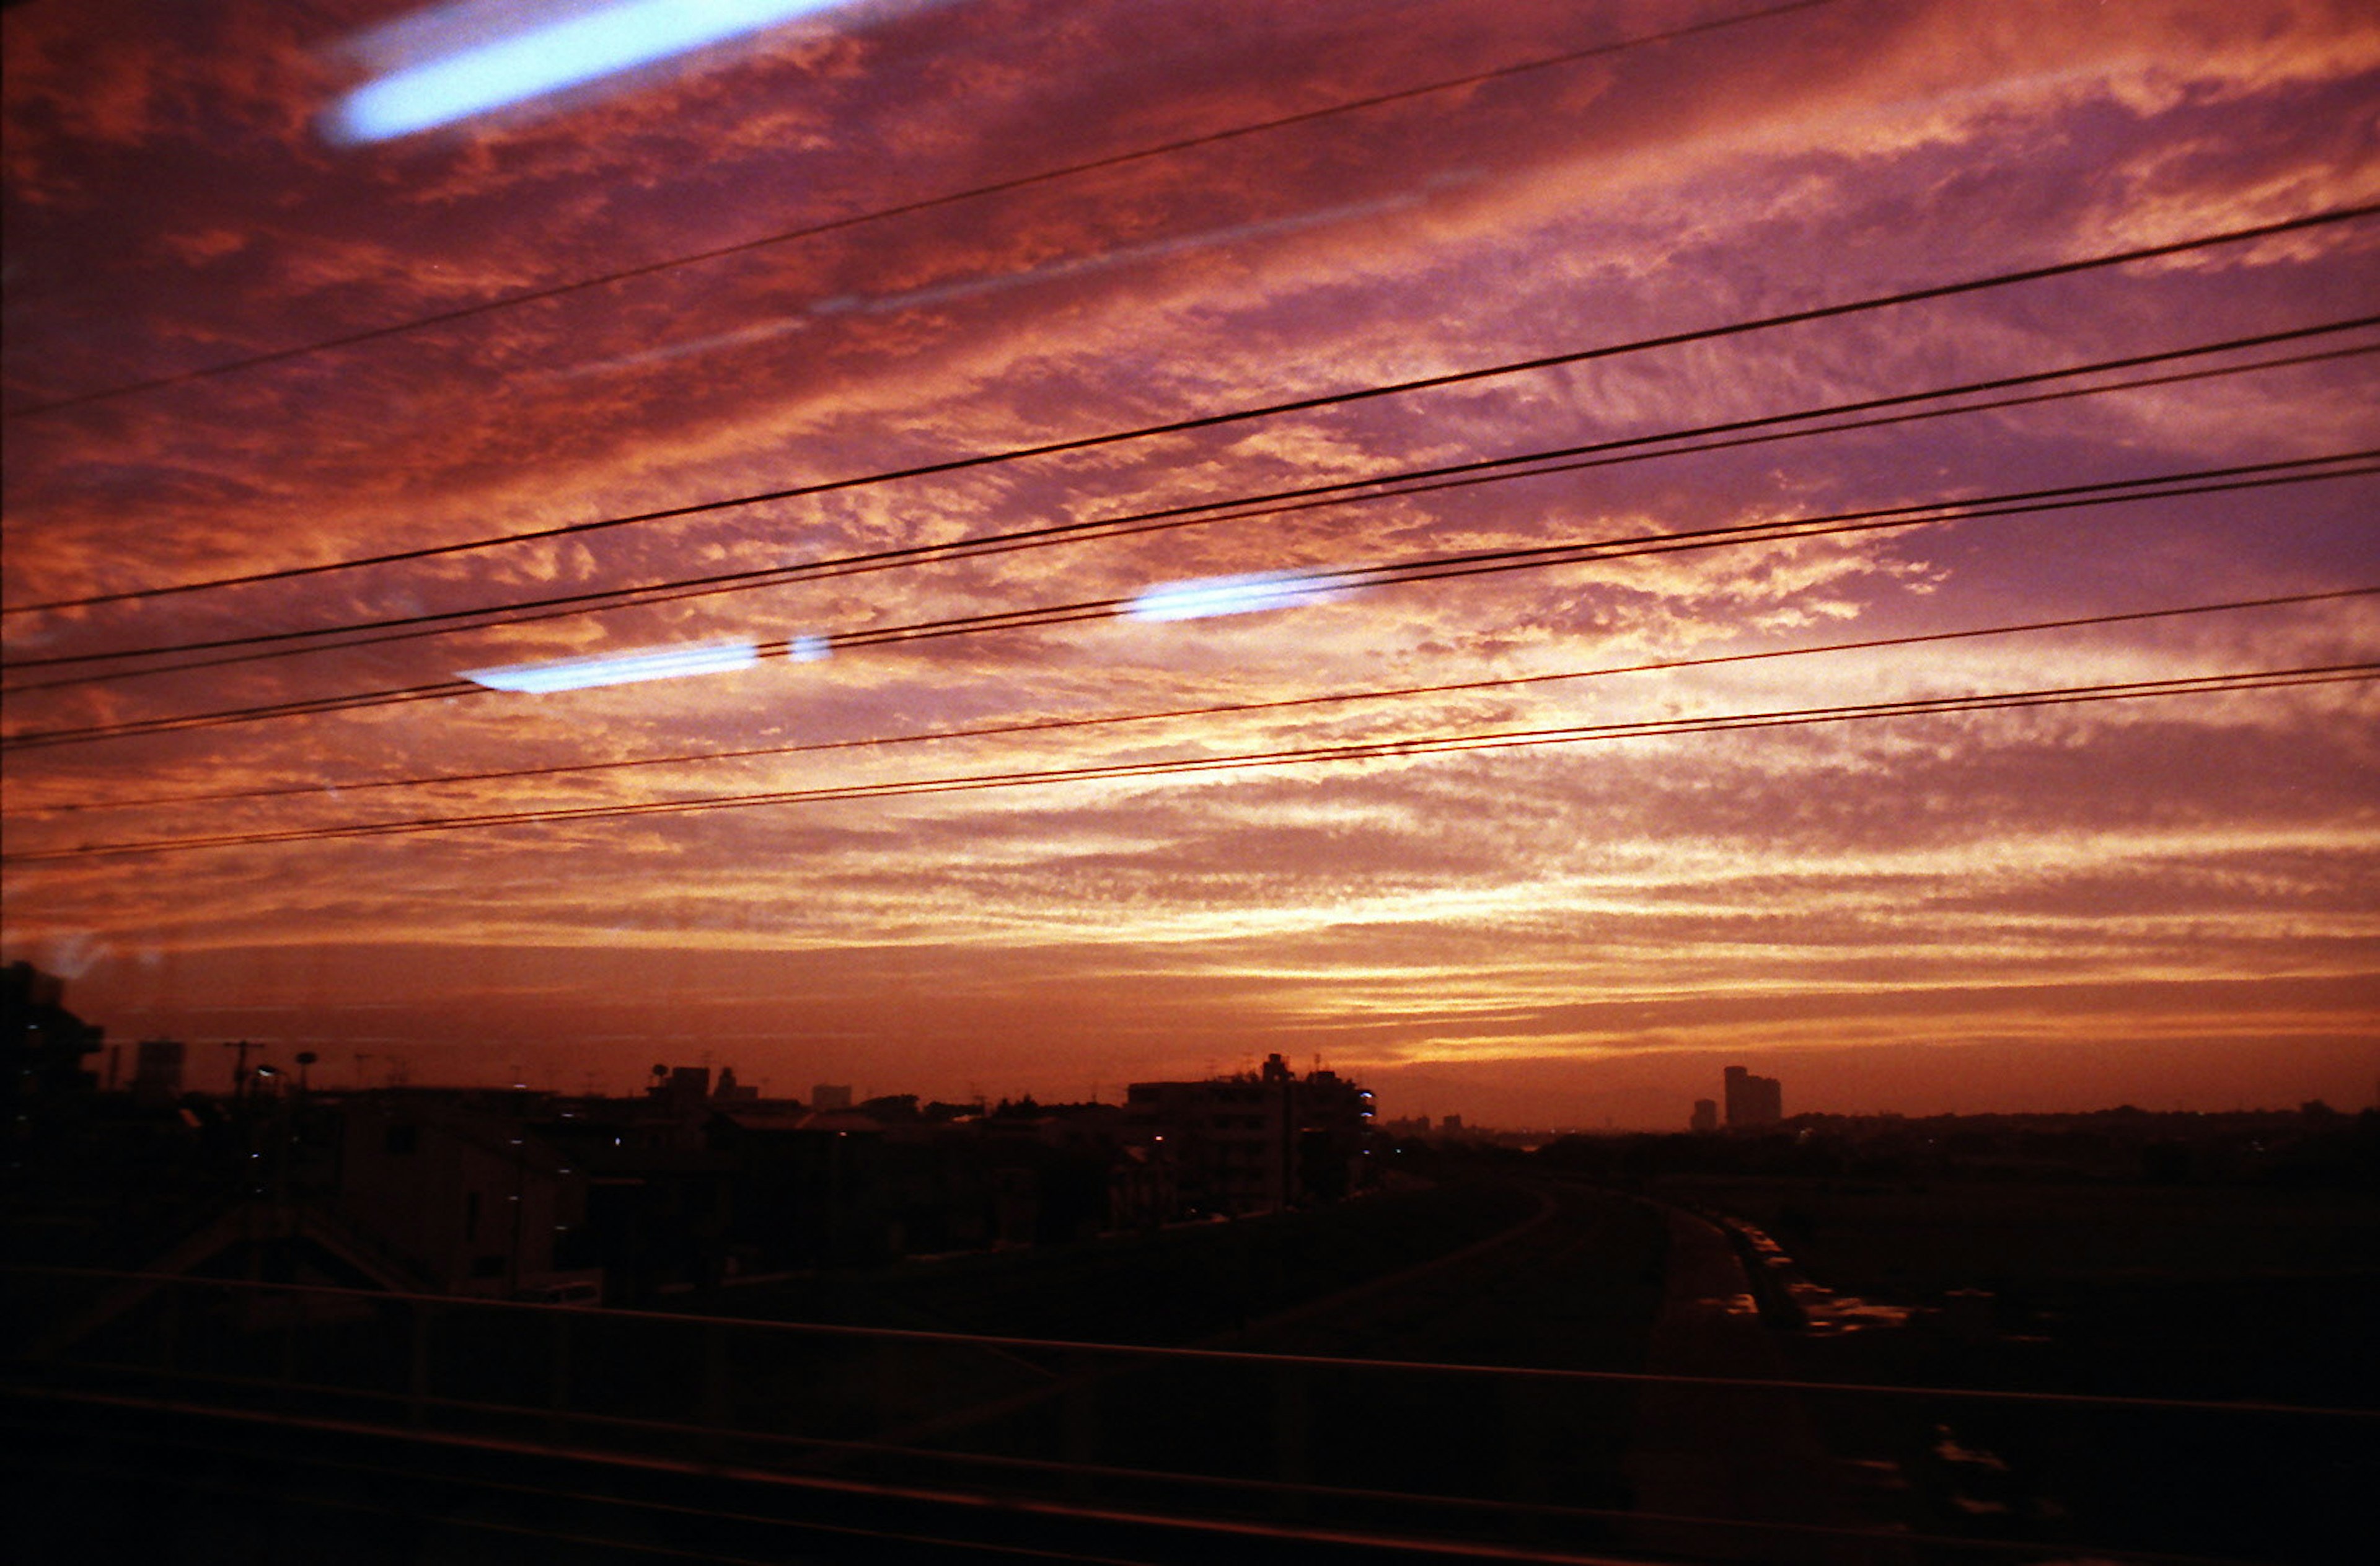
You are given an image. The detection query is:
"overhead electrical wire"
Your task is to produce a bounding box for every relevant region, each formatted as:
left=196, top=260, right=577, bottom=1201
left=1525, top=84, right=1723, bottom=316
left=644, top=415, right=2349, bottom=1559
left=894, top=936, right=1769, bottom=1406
left=6, top=199, right=2373, bottom=619
left=9, top=319, right=2372, bottom=688
left=2, top=452, right=2370, bottom=752
left=9, top=661, right=2370, bottom=864
left=7, top=455, right=2369, bottom=745
left=17, top=587, right=2372, bottom=819
left=2, top=0, right=1841, bottom=423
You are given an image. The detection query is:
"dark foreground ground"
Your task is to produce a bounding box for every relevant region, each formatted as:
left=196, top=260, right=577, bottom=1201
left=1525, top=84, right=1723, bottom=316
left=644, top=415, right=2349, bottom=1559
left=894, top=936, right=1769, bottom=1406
left=11, top=1161, right=2375, bottom=1562
left=1646, top=1169, right=2380, bottom=1562
left=7, top=1177, right=1689, bottom=1564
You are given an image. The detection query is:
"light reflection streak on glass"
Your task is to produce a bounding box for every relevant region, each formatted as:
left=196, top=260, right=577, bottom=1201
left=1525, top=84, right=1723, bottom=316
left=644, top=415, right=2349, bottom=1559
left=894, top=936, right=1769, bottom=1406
left=328, top=0, right=849, bottom=144
left=1125, top=572, right=1341, bottom=623
left=462, top=640, right=761, bottom=693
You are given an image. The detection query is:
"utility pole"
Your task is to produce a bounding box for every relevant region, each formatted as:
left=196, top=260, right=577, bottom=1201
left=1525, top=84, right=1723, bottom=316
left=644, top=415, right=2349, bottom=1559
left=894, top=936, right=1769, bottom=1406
left=222, top=1039, right=256, bottom=1099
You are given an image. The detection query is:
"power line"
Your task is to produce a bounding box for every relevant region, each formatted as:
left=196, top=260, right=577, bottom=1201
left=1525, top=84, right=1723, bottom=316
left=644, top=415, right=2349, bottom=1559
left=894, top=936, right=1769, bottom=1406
left=5, top=452, right=2368, bottom=752
left=12, top=319, right=2371, bottom=685
left=18, top=587, right=2371, bottom=819
left=8, top=455, right=2370, bottom=746
left=2, top=1, right=1838, bottom=423
left=7, top=199, right=2373, bottom=618
left=11, top=662, right=2369, bottom=864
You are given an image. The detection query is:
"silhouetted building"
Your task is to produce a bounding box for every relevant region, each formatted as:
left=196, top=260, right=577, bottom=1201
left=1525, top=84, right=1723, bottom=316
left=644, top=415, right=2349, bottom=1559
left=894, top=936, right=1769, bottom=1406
left=1691, top=1098, right=1719, bottom=1133
left=1126, top=1073, right=1285, bottom=1214
left=654, top=1065, right=710, bottom=1112
left=1107, top=1142, right=1177, bottom=1231
left=1724, top=1066, right=1783, bottom=1127
left=131, top=1038, right=187, bottom=1103
left=335, top=1096, right=598, bottom=1298
left=1294, top=1067, right=1373, bottom=1203
left=1126, top=1054, right=1373, bottom=1215
left=3, top=963, right=103, bottom=1153
left=811, top=1083, right=854, bottom=1111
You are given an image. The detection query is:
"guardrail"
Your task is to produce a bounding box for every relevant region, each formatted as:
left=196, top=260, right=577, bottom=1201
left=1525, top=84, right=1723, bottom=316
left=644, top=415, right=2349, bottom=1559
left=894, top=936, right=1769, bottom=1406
left=6, top=1266, right=2370, bottom=1564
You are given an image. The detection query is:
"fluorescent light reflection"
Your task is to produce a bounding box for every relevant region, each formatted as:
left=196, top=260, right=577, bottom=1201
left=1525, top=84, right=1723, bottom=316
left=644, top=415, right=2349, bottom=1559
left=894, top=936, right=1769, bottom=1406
left=1126, top=573, right=1336, bottom=623
left=329, top=0, right=848, bottom=144
left=463, top=641, right=760, bottom=693
left=787, top=633, right=831, bottom=662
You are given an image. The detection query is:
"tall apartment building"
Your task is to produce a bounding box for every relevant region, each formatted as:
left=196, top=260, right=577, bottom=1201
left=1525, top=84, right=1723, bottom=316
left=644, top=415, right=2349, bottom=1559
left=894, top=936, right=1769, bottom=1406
left=1724, top=1065, right=1783, bottom=1127
left=1125, top=1053, right=1373, bottom=1215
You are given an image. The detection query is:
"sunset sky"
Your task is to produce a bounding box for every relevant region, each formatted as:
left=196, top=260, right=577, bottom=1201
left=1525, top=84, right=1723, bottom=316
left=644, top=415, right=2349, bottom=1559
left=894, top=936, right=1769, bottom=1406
left=5, top=0, right=2376, bottom=1125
